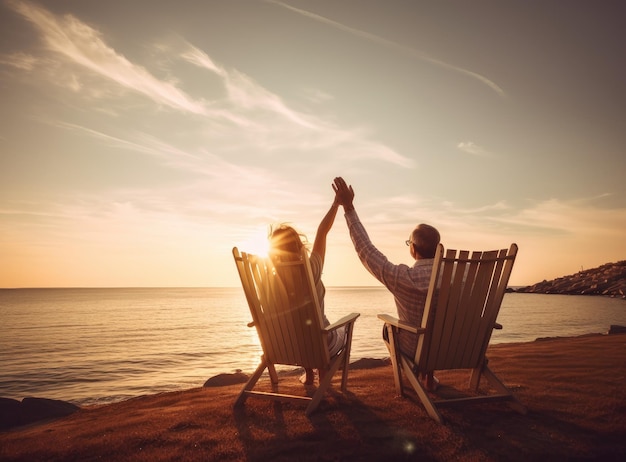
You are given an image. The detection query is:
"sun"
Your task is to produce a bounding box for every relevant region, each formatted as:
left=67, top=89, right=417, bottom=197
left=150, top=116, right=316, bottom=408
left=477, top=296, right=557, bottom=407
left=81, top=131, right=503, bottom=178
left=241, top=228, right=270, bottom=258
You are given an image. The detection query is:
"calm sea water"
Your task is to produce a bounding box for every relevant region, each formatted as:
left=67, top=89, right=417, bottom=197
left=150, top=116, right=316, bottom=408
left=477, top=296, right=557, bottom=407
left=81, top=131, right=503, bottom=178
left=1, top=287, right=624, bottom=406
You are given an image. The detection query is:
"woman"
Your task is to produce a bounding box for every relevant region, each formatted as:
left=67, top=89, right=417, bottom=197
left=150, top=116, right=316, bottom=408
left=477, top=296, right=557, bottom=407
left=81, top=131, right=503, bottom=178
left=268, top=197, right=345, bottom=385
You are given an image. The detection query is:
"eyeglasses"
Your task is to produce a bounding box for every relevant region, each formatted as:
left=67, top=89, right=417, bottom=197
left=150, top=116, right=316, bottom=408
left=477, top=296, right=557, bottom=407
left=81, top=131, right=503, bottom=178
left=405, top=239, right=412, bottom=246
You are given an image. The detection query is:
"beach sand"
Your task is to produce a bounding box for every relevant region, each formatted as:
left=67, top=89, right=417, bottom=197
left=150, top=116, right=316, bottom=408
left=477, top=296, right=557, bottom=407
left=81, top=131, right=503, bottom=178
left=1, top=333, right=625, bottom=461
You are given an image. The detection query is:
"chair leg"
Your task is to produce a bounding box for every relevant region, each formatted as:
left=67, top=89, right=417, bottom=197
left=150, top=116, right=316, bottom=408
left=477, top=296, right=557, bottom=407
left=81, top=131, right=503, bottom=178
left=481, top=363, right=508, bottom=393
left=482, top=365, right=527, bottom=415
left=384, top=323, right=404, bottom=396
left=401, top=356, right=444, bottom=423
left=267, top=362, right=279, bottom=384
left=306, top=354, right=344, bottom=416
left=235, top=359, right=267, bottom=408
left=340, top=322, right=355, bottom=392
left=469, top=365, right=483, bottom=391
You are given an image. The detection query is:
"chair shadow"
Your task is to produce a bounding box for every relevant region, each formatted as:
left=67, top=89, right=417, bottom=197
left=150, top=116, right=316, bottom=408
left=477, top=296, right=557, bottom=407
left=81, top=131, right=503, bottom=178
left=232, top=380, right=441, bottom=461
left=384, top=377, right=624, bottom=461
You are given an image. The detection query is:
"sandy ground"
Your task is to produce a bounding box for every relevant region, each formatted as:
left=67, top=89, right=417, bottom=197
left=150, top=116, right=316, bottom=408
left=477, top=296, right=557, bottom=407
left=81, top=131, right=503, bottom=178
left=1, top=333, right=625, bottom=461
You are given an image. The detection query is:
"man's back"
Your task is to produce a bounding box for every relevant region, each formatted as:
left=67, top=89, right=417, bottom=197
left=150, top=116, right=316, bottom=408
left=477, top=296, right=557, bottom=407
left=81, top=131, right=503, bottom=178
left=343, top=209, right=434, bottom=355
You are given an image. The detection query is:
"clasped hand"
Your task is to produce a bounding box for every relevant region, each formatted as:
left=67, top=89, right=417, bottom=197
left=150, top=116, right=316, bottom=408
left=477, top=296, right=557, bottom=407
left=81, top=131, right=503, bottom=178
left=332, top=177, right=355, bottom=210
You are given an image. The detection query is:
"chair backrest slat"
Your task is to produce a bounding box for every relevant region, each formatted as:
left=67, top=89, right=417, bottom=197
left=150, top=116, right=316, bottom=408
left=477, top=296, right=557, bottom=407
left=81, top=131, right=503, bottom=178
left=457, top=250, right=498, bottom=367
left=418, top=243, right=518, bottom=372
left=437, top=250, right=473, bottom=370
left=423, top=248, right=456, bottom=371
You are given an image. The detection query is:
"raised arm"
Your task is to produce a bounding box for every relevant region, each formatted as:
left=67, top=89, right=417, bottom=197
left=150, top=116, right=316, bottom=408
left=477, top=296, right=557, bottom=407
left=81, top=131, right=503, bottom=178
left=312, top=197, right=340, bottom=266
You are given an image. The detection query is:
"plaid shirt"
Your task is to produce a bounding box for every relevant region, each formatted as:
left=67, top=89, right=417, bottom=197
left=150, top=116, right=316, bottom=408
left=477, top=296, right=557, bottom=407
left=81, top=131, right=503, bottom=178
left=344, top=210, right=433, bottom=356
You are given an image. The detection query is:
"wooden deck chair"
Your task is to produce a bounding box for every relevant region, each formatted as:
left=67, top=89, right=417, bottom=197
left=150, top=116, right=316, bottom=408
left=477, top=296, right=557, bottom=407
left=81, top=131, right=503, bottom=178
left=378, top=243, right=526, bottom=423
left=232, top=247, right=359, bottom=416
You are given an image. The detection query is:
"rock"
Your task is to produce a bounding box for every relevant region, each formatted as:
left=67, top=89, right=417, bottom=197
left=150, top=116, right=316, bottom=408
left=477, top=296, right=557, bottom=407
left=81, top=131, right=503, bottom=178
left=0, top=397, right=80, bottom=430
left=0, top=397, right=22, bottom=430
left=349, top=357, right=391, bottom=370
left=608, top=325, right=626, bottom=335
left=203, top=370, right=249, bottom=387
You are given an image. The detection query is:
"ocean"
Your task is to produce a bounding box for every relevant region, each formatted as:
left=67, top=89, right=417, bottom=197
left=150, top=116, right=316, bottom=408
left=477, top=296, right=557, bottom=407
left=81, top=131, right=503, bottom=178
left=1, top=287, right=624, bottom=406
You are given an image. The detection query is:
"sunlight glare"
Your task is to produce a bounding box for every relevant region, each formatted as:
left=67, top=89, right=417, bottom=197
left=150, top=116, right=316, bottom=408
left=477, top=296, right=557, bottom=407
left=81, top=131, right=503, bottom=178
left=241, top=228, right=270, bottom=258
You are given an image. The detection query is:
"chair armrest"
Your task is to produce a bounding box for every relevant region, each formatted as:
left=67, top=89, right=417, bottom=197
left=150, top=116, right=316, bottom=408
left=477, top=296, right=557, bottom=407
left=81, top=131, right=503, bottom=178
left=325, top=312, right=360, bottom=332
left=377, top=314, right=425, bottom=335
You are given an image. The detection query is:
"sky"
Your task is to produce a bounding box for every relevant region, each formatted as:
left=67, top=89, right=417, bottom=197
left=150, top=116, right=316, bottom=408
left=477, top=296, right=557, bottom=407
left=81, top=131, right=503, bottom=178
left=1, top=0, right=625, bottom=288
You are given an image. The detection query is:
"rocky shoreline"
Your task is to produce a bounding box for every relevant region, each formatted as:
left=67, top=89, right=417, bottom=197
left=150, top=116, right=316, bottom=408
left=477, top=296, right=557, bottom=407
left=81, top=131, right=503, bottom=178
left=514, top=260, right=626, bottom=298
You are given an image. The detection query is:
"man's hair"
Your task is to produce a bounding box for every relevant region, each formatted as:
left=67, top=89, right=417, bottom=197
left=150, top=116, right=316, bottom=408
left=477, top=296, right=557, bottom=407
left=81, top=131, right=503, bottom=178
left=411, top=224, right=440, bottom=258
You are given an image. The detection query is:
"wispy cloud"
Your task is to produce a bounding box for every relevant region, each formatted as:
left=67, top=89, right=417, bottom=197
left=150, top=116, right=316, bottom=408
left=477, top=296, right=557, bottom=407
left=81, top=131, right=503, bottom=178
left=361, top=192, right=625, bottom=242
left=47, top=120, right=277, bottom=190
left=267, top=0, right=505, bottom=98
left=457, top=141, right=491, bottom=157
left=50, top=121, right=183, bottom=159
left=0, top=51, right=38, bottom=70
left=7, top=0, right=207, bottom=114
left=494, top=197, right=626, bottom=237
left=182, top=45, right=316, bottom=129
left=5, top=0, right=415, bottom=169
left=181, top=43, right=415, bottom=167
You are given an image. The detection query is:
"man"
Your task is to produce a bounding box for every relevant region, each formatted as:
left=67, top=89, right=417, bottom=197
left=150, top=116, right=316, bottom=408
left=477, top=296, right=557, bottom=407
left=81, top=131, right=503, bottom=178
left=332, top=177, right=440, bottom=388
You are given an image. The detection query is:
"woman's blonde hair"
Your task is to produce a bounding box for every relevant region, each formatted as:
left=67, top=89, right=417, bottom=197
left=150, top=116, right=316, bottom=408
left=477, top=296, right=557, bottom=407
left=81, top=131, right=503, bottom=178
left=268, top=224, right=309, bottom=261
